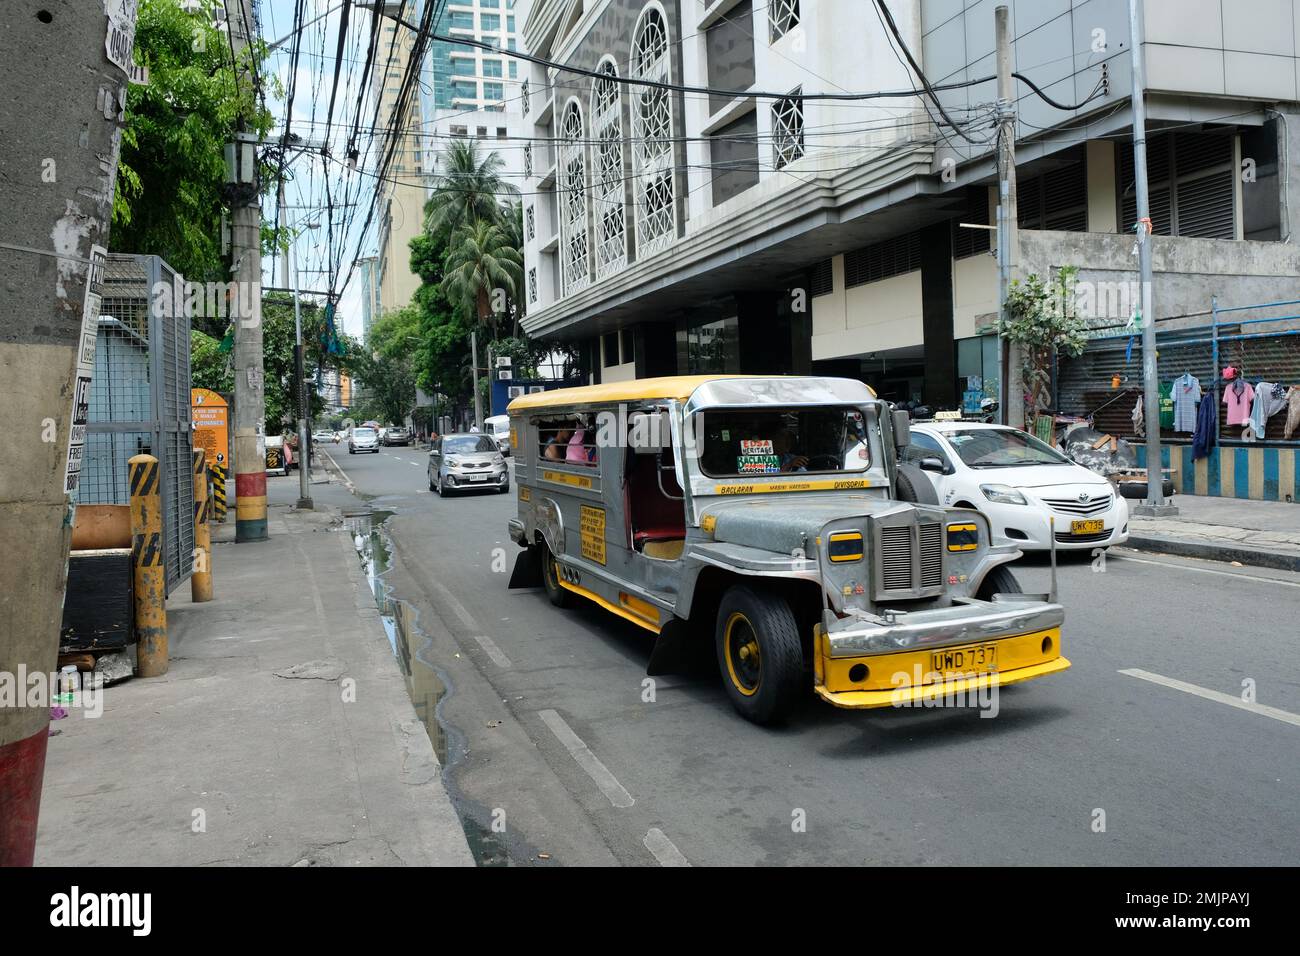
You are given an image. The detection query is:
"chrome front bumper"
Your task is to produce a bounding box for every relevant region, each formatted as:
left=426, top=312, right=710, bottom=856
left=824, top=598, right=1065, bottom=658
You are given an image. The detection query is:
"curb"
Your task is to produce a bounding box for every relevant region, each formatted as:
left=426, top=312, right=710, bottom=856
left=1123, top=534, right=1300, bottom=573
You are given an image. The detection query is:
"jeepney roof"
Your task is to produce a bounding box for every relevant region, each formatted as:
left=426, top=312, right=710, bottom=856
left=507, top=375, right=875, bottom=413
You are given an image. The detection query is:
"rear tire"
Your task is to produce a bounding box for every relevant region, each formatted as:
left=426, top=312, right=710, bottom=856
left=1118, top=479, right=1176, bottom=499
left=499, top=481, right=510, bottom=494
left=895, top=463, right=939, bottom=504
left=976, top=564, right=1022, bottom=601
left=715, top=585, right=804, bottom=725
left=540, top=538, right=571, bottom=608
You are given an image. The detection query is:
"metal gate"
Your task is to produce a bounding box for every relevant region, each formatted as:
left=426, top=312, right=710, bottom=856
left=76, top=254, right=194, bottom=595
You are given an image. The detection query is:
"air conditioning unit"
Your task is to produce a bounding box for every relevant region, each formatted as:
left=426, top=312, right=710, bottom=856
left=497, top=370, right=512, bottom=380
left=507, top=386, right=526, bottom=399
left=495, top=356, right=512, bottom=367
left=528, top=385, right=546, bottom=393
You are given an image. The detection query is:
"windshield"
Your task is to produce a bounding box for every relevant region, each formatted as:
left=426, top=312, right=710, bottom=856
left=353, top=428, right=375, bottom=438
left=696, top=407, right=871, bottom=477
left=444, top=436, right=497, bottom=454
left=945, top=428, right=1068, bottom=468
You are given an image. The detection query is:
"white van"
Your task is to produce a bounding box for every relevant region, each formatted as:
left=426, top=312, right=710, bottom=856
left=485, top=414, right=512, bottom=456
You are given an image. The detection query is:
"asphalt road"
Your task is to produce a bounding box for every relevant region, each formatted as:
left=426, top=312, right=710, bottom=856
left=323, top=443, right=1300, bottom=866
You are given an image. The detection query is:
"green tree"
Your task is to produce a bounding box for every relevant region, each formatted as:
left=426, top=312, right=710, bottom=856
left=441, top=219, right=524, bottom=339
left=113, top=0, right=275, bottom=283
left=999, top=267, right=1089, bottom=425
left=350, top=308, right=421, bottom=427
left=190, top=329, right=233, bottom=394
left=423, top=139, right=513, bottom=240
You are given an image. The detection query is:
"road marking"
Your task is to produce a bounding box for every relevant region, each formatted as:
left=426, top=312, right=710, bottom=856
left=471, top=633, right=512, bottom=668
left=1109, top=552, right=1300, bottom=588
left=538, top=709, right=635, bottom=808
left=643, top=828, right=690, bottom=867
left=321, top=449, right=355, bottom=492
left=416, top=567, right=481, bottom=631
left=1119, top=668, right=1300, bottom=728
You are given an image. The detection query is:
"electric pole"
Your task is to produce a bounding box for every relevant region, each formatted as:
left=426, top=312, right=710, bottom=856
left=471, top=329, right=483, bottom=431
left=1127, top=0, right=1175, bottom=515
left=994, top=5, right=1019, bottom=428
left=226, top=1, right=268, bottom=541
left=0, top=0, right=138, bottom=866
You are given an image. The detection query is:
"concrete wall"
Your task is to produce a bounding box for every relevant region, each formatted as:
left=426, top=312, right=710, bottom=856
left=811, top=259, right=925, bottom=360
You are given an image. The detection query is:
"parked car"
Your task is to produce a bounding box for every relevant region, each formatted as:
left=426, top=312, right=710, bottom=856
left=348, top=426, right=380, bottom=454
left=904, top=421, right=1130, bottom=551
left=429, top=433, right=508, bottom=495
left=505, top=376, right=1070, bottom=726
left=485, top=414, right=512, bottom=456
left=312, top=430, right=333, bottom=443
left=382, top=425, right=411, bottom=446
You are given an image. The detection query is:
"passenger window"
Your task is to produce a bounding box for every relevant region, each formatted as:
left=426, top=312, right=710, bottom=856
left=536, top=417, right=598, bottom=467
left=903, top=433, right=949, bottom=468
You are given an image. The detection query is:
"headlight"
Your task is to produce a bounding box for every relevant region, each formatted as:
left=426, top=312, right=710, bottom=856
left=447, top=456, right=462, bottom=467
left=980, top=483, right=1027, bottom=505
left=492, top=454, right=504, bottom=465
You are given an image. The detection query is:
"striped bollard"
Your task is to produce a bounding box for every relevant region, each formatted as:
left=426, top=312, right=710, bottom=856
left=210, top=463, right=227, bottom=522
left=192, top=449, right=213, bottom=603
left=129, top=454, right=168, bottom=677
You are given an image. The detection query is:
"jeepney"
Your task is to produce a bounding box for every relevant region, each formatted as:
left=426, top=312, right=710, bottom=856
left=506, top=375, right=1069, bottom=725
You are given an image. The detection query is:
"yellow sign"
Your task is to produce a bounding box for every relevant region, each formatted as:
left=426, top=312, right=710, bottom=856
left=518, top=485, right=531, bottom=502
left=580, top=505, right=606, bottom=565
left=713, top=477, right=872, bottom=495
left=542, top=469, right=593, bottom=489
left=191, top=388, right=229, bottom=470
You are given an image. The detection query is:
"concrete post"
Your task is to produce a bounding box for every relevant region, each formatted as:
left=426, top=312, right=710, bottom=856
left=0, top=0, right=137, bottom=866
left=130, top=454, right=168, bottom=677
left=192, top=450, right=213, bottom=603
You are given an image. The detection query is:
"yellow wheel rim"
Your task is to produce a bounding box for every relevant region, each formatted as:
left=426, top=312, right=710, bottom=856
left=723, top=611, right=761, bottom=697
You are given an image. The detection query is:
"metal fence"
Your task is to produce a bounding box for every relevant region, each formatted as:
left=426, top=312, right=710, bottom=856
left=76, top=254, right=194, bottom=595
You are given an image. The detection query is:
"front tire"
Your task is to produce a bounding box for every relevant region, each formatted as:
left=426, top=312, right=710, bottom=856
left=976, top=564, right=1022, bottom=601
left=715, top=585, right=804, bottom=725
left=540, top=538, right=571, bottom=608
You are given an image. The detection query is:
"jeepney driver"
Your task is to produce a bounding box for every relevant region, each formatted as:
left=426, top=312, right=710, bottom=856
left=772, top=427, right=809, bottom=472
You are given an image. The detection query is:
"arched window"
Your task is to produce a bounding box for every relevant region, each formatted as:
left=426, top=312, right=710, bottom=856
left=629, top=5, right=675, bottom=258
left=591, top=59, right=627, bottom=279
left=558, top=100, right=591, bottom=295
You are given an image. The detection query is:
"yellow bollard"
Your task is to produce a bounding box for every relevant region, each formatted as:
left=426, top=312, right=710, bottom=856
left=192, top=449, right=213, bottom=603
left=129, top=453, right=168, bottom=677
left=210, top=462, right=228, bottom=522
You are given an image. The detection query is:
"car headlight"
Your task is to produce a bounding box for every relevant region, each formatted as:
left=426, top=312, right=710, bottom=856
left=492, top=454, right=504, bottom=465
left=980, top=483, right=1027, bottom=505
left=447, top=456, right=462, bottom=467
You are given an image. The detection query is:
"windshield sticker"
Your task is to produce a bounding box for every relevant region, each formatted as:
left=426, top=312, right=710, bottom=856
left=740, top=439, right=774, bottom=455
left=737, top=455, right=781, bottom=474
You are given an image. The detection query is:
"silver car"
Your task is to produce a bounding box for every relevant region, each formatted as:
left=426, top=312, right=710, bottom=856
left=348, top=426, right=380, bottom=454
left=429, top=433, right=508, bottom=495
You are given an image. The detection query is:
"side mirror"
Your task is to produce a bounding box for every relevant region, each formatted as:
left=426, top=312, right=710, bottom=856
left=919, top=456, right=946, bottom=474
left=892, top=409, right=911, bottom=449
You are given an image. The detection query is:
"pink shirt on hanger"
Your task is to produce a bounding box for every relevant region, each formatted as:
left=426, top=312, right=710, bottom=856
left=1223, top=381, right=1254, bottom=426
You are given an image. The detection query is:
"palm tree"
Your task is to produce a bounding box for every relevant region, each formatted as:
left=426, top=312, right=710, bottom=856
left=441, top=219, right=524, bottom=338
left=424, top=139, right=514, bottom=239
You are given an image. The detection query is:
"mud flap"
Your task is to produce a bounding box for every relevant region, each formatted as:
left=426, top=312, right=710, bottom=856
left=646, top=617, right=695, bottom=676
left=508, top=546, right=542, bottom=589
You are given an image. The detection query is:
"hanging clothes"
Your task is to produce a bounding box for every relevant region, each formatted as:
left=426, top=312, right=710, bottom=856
left=1158, top=381, right=1175, bottom=429
left=1171, top=372, right=1202, bottom=433
left=1193, top=389, right=1218, bottom=460
left=1243, top=382, right=1289, bottom=441
left=1285, top=386, right=1300, bottom=440
left=1222, top=378, right=1254, bottom=427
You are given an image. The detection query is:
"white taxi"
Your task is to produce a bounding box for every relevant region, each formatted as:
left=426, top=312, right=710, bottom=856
left=905, top=421, right=1129, bottom=551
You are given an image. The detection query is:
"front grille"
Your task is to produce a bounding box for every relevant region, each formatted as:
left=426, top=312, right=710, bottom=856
left=919, top=522, right=943, bottom=588
left=879, top=526, right=912, bottom=590
left=1042, top=494, right=1112, bottom=517
left=1055, top=529, right=1111, bottom=543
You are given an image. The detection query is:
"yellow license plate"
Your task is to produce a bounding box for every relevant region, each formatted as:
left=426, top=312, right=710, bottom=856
left=1071, top=519, right=1104, bottom=534
left=930, top=643, right=997, bottom=676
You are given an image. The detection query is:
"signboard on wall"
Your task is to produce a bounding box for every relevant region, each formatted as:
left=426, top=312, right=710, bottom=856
left=191, top=388, right=229, bottom=470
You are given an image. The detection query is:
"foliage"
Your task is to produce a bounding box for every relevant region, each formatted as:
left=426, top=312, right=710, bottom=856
left=422, top=139, right=514, bottom=241
left=112, top=0, right=276, bottom=282
left=348, top=308, right=420, bottom=426
left=261, top=293, right=332, bottom=430
left=441, top=219, right=524, bottom=333
left=190, top=330, right=234, bottom=394
left=998, top=267, right=1089, bottom=423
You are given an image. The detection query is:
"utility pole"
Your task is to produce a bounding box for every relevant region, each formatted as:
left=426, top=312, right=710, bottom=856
left=471, top=329, right=483, bottom=431
left=994, top=5, right=1019, bottom=428
left=1127, top=0, right=1175, bottom=515
left=290, top=240, right=313, bottom=509
left=0, top=0, right=138, bottom=866
left=226, top=1, right=268, bottom=541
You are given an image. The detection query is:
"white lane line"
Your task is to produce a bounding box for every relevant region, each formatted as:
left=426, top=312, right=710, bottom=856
left=1119, top=668, right=1300, bottom=728
left=471, top=633, right=512, bottom=668
left=643, top=828, right=690, bottom=867
left=1109, top=552, right=1300, bottom=588
left=320, top=449, right=354, bottom=492
left=538, top=709, right=635, bottom=808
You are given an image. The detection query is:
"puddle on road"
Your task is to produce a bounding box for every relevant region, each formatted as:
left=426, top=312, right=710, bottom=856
left=343, top=509, right=509, bottom=867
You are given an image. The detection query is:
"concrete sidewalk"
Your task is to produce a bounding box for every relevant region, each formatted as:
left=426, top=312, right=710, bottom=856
left=1125, top=493, right=1300, bottom=571
left=35, top=477, right=473, bottom=867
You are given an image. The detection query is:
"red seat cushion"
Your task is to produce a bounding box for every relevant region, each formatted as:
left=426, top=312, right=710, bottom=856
left=634, top=527, right=683, bottom=545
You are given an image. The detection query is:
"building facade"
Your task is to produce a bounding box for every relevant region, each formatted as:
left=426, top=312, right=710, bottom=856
left=518, top=0, right=1300, bottom=408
